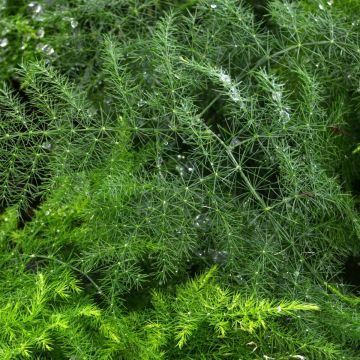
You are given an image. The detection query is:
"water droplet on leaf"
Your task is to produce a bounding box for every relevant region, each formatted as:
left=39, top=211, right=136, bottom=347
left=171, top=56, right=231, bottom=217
left=137, top=99, right=146, bottom=107
left=219, top=69, right=231, bottom=85
left=41, top=142, right=52, bottom=151
left=194, top=213, right=211, bottom=231
left=280, top=107, right=291, bottom=123
left=230, top=86, right=241, bottom=103
left=36, top=28, right=45, bottom=38
left=210, top=250, right=228, bottom=264
left=272, top=91, right=282, bottom=102
left=176, top=164, right=186, bottom=177
left=70, top=19, right=79, bottom=29
left=230, top=137, right=241, bottom=147
left=36, top=43, right=55, bottom=56
left=28, top=2, right=42, bottom=15
left=0, top=38, right=8, bottom=48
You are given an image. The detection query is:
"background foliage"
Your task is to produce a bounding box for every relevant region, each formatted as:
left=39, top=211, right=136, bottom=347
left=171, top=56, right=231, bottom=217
left=1, top=0, right=360, bottom=359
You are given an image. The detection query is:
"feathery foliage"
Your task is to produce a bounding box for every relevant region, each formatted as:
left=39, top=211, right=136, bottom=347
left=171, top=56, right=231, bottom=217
left=1, top=0, right=360, bottom=359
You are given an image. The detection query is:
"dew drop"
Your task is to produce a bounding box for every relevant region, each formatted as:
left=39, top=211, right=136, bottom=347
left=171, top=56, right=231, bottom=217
left=210, top=4, right=217, bottom=9
left=272, top=91, right=282, bottom=102
left=28, top=2, right=42, bottom=15
left=176, top=164, right=186, bottom=177
left=41, top=142, right=52, bottom=151
left=210, top=250, right=228, bottom=264
left=137, top=99, right=146, bottom=107
left=70, top=19, right=79, bottom=29
left=36, top=43, right=55, bottom=56
left=230, top=137, right=241, bottom=147
left=36, top=28, right=45, bottom=39
left=194, top=213, right=211, bottom=231
left=0, top=38, right=8, bottom=48
left=280, top=107, right=291, bottom=123
left=219, top=70, right=231, bottom=85
left=230, top=86, right=241, bottom=103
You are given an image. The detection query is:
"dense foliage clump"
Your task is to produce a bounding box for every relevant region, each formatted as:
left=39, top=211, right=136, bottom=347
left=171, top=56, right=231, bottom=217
left=1, top=0, right=360, bottom=359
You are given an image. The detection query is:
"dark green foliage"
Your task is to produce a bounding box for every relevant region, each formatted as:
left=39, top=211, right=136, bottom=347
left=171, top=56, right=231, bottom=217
left=1, top=0, right=360, bottom=359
